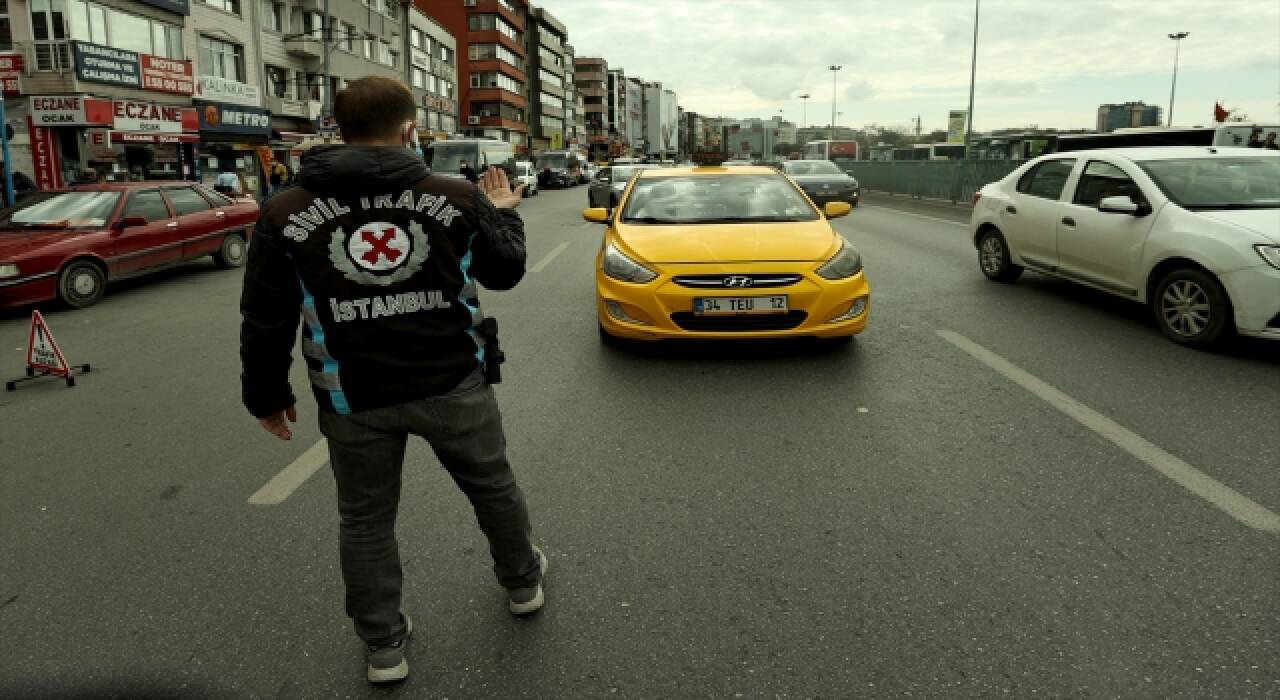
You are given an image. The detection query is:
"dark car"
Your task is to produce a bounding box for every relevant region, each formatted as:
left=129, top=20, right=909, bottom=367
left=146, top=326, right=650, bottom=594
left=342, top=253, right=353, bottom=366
left=0, top=182, right=259, bottom=309
left=535, top=151, right=582, bottom=188
left=587, top=164, right=661, bottom=208
left=780, top=160, right=860, bottom=206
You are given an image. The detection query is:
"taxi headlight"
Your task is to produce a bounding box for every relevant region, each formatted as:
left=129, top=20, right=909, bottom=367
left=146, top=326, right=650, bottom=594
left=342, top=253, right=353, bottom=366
left=1255, top=245, right=1280, bottom=270
left=815, top=240, right=863, bottom=280
left=0, top=263, right=18, bottom=278
left=602, top=243, right=658, bottom=283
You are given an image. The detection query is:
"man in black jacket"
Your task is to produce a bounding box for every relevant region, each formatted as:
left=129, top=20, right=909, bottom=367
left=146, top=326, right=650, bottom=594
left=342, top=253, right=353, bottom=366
left=240, top=76, right=541, bottom=685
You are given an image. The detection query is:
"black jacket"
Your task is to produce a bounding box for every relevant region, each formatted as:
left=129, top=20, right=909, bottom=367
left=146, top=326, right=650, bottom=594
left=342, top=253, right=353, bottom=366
left=240, top=145, right=526, bottom=418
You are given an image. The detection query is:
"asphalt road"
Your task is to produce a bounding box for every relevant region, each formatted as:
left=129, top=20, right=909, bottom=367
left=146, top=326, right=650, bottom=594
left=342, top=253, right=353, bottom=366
left=1, top=184, right=1276, bottom=699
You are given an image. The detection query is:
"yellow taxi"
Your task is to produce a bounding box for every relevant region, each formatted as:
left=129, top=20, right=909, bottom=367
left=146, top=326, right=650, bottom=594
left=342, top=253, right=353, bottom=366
left=583, top=156, right=870, bottom=343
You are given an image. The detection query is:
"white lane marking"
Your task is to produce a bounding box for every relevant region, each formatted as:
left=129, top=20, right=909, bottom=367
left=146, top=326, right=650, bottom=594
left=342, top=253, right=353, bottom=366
left=530, top=241, right=570, bottom=273
left=937, top=329, right=1280, bottom=533
left=860, top=205, right=968, bottom=228
left=248, top=439, right=329, bottom=505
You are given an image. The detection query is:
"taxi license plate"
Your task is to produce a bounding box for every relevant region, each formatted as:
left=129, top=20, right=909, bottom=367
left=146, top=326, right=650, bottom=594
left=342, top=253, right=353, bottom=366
left=695, top=296, right=788, bottom=315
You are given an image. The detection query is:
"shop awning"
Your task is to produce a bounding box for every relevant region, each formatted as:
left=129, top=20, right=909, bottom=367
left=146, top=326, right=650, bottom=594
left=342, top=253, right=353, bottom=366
left=112, top=131, right=200, bottom=144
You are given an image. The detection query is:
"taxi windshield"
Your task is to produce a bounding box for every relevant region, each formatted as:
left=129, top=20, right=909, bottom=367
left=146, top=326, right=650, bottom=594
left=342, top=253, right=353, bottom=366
left=0, top=191, right=121, bottom=230
left=621, top=174, right=819, bottom=224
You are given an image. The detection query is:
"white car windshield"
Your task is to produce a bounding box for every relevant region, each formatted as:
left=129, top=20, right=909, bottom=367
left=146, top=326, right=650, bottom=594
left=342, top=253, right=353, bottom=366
left=1139, top=157, right=1280, bottom=209
left=1, top=191, right=121, bottom=230
left=620, top=175, right=819, bottom=224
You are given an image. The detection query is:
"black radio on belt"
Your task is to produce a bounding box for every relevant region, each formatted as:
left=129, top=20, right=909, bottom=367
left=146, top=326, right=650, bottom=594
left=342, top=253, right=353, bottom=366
left=479, top=317, right=505, bottom=384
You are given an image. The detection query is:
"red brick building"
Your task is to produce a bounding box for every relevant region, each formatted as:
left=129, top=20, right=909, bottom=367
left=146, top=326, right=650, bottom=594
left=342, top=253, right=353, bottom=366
left=418, top=0, right=532, bottom=152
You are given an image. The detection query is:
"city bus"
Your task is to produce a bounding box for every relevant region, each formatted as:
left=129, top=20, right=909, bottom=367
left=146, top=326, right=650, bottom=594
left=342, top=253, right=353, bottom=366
left=804, top=140, right=860, bottom=169
left=1048, top=124, right=1280, bottom=153
left=426, top=138, right=517, bottom=179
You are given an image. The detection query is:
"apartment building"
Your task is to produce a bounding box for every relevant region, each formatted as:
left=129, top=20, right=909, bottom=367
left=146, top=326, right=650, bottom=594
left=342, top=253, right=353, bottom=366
left=1097, top=101, right=1162, bottom=133
left=606, top=67, right=626, bottom=151
left=524, top=5, right=566, bottom=153
left=408, top=8, right=459, bottom=139
left=643, top=81, right=677, bottom=159
left=562, top=42, right=579, bottom=148
left=573, top=55, right=607, bottom=160
left=623, top=75, right=644, bottom=154
left=0, top=0, right=461, bottom=196
left=421, top=0, right=531, bottom=152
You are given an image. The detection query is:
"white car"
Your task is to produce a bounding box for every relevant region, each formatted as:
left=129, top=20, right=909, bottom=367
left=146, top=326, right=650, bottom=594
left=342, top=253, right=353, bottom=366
left=970, top=147, right=1280, bottom=347
left=514, top=161, right=539, bottom=197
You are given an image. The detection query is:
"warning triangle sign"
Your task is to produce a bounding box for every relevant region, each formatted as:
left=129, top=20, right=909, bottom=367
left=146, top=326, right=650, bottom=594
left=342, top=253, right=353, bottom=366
left=26, top=310, right=72, bottom=377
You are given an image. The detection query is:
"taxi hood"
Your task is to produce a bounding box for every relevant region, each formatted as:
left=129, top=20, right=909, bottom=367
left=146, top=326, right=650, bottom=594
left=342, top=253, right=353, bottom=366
left=613, top=220, right=840, bottom=263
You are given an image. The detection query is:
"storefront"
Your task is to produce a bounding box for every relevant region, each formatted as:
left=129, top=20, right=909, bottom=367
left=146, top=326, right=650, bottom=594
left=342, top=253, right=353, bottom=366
left=27, top=95, right=114, bottom=188
left=106, top=99, right=200, bottom=182
left=195, top=99, right=273, bottom=197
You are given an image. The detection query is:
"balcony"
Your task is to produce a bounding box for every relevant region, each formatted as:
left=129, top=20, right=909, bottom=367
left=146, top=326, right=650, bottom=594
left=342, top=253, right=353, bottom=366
left=578, top=86, right=605, bottom=99
left=471, top=0, right=526, bottom=32
left=266, top=96, right=321, bottom=120
left=286, top=37, right=324, bottom=60
left=577, top=71, right=605, bottom=84
left=469, top=87, right=528, bottom=110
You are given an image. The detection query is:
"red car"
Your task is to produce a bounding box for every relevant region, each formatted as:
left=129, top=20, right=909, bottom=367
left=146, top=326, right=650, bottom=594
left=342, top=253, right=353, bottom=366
left=0, top=181, right=259, bottom=309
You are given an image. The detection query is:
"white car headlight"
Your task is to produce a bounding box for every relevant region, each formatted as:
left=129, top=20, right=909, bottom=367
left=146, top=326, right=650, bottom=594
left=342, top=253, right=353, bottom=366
left=602, top=243, right=658, bottom=283
left=1255, top=245, right=1280, bottom=270
left=0, top=263, right=18, bottom=279
left=815, top=239, right=864, bottom=280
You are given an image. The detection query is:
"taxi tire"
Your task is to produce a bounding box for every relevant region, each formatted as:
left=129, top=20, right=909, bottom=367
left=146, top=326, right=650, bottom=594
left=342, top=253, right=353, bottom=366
left=213, top=231, right=248, bottom=269
left=598, top=323, right=626, bottom=348
left=57, top=259, right=106, bottom=309
left=977, top=229, right=1023, bottom=283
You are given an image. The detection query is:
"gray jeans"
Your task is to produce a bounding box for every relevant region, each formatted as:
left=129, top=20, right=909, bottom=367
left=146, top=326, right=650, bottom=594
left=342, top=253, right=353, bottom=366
left=318, top=368, right=537, bottom=646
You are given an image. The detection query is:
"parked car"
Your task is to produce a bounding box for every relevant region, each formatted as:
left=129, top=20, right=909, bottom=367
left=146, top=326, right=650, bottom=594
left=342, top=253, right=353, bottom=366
left=970, top=147, right=1280, bottom=347
left=580, top=161, right=598, bottom=185
left=780, top=160, right=860, bottom=206
left=587, top=164, right=661, bottom=209
left=514, top=161, right=539, bottom=197
left=0, top=182, right=260, bottom=309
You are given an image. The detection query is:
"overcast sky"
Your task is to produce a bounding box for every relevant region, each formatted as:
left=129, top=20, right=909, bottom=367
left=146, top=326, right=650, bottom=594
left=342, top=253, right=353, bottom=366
left=544, top=0, right=1280, bottom=133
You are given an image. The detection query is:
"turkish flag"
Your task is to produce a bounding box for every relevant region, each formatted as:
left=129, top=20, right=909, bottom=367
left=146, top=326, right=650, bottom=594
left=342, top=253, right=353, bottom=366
left=1214, top=102, right=1229, bottom=123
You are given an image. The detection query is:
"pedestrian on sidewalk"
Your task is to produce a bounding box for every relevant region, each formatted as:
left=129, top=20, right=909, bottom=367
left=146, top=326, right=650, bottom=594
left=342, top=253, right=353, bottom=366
left=239, top=75, right=540, bottom=686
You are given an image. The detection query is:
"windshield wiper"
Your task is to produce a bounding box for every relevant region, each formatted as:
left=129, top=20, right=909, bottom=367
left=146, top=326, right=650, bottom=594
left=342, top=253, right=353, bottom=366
left=691, top=216, right=812, bottom=223
left=622, top=216, right=675, bottom=224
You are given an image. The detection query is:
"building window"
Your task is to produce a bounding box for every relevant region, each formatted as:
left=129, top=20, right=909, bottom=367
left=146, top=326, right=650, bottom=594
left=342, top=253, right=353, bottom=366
left=261, top=0, right=282, bottom=31
left=303, top=11, right=323, bottom=41
left=383, top=0, right=397, bottom=20
left=440, top=44, right=453, bottom=63
left=203, top=0, right=240, bottom=15
left=266, top=65, right=288, bottom=97
left=0, top=0, right=11, bottom=51
left=303, top=72, right=322, bottom=101
left=343, top=22, right=355, bottom=52
left=410, top=28, right=422, bottom=50
left=539, top=68, right=562, bottom=89
left=377, top=39, right=393, bottom=66
left=412, top=67, right=426, bottom=89
left=199, top=35, right=244, bottom=81
left=468, top=43, right=524, bottom=72
left=438, top=78, right=453, bottom=99
left=467, top=14, right=518, bottom=41
left=470, top=72, right=520, bottom=93
left=63, top=1, right=182, bottom=59
left=363, top=33, right=374, bottom=60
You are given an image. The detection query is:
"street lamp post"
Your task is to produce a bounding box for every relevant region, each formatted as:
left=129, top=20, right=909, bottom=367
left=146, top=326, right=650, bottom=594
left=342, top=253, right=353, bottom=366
left=1167, top=31, right=1189, bottom=127
left=828, top=66, right=842, bottom=140
left=798, top=93, right=810, bottom=130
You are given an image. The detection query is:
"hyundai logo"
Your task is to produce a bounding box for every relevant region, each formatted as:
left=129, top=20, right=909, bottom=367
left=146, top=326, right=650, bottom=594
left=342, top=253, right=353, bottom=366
left=723, top=276, right=753, bottom=288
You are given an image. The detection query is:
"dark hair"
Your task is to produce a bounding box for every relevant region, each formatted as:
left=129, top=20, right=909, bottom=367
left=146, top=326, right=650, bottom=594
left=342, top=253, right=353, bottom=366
left=333, top=76, right=416, bottom=142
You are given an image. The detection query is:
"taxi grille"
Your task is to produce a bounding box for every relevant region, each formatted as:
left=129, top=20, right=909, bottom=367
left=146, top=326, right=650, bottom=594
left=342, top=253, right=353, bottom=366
left=670, top=311, right=808, bottom=332
left=672, top=274, right=803, bottom=288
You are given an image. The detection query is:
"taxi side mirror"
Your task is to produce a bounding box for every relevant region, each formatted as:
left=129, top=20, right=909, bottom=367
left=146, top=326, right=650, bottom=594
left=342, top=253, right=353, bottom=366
left=582, top=207, right=610, bottom=224
left=824, top=201, right=852, bottom=219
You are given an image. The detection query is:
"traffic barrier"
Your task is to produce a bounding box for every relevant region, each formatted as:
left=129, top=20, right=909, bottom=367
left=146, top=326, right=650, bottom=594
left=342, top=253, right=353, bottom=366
left=842, top=160, right=1021, bottom=204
